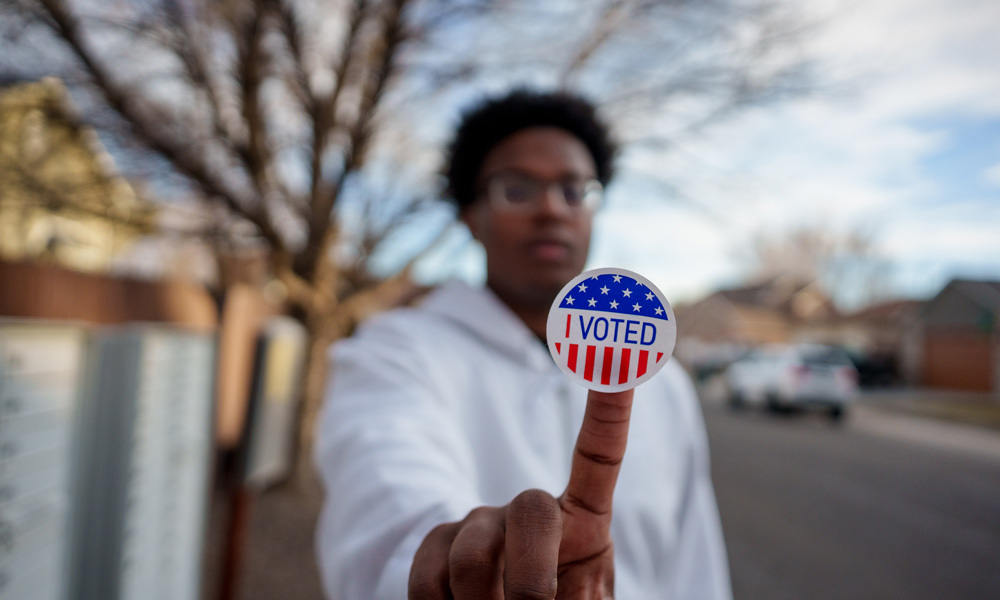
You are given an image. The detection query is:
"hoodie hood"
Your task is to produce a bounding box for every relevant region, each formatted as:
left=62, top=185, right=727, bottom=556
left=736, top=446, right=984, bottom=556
left=420, top=280, right=554, bottom=371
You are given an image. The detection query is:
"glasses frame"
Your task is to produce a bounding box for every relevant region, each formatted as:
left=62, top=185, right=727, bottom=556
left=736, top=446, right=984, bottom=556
left=479, top=173, right=604, bottom=214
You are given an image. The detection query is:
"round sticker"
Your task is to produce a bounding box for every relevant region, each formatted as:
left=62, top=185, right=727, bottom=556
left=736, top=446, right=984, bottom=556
left=547, top=268, right=676, bottom=392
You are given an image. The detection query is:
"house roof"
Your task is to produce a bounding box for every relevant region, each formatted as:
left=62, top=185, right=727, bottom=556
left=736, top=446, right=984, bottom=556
left=943, top=279, right=1000, bottom=312
left=712, top=273, right=837, bottom=319
left=844, top=298, right=923, bottom=322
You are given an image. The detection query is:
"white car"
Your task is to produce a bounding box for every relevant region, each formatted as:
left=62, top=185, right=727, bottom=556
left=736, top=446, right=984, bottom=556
left=725, top=344, right=859, bottom=420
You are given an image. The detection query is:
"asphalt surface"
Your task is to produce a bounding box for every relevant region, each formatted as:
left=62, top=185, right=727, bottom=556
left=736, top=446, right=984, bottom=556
left=705, top=403, right=1000, bottom=600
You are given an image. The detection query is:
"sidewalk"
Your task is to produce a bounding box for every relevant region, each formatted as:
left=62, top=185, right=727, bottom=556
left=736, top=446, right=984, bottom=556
left=697, top=373, right=1000, bottom=433
left=856, top=387, right=1000, bottom=432
left=201, top=472, right=326, bottom=600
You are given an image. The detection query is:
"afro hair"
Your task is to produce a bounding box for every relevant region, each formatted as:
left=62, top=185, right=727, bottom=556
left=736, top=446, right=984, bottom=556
left=444, top=89, right=617, bottom=208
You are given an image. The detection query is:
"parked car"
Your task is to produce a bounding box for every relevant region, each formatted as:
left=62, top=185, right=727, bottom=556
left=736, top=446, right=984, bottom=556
left=844, top=348, right=899, bottom=387
left=725, top=343, right=859, bottom=420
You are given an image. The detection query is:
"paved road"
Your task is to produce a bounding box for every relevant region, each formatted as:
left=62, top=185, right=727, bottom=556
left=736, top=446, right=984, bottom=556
left=705, top=403, right=1000, bottom=600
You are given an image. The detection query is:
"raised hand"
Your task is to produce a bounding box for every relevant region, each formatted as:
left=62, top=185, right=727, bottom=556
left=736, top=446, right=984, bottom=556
left=409, top=388, right=635, bottom=600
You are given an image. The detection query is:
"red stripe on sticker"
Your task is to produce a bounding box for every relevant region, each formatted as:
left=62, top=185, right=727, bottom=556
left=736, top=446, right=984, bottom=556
left=601, top=346, right=614, bottom=385
left=555, top=342, right=561, bottom=355
left=619, top=348, right=631, bottom=384
left=565, top=313, right=571, bottom=338
left=656, top=352, right=663, bottom=363
left=638, top=349, right=649, bottom=378
left=568, top=344, right=579, bottom=372
left=584, top=345, right=596, bottom=382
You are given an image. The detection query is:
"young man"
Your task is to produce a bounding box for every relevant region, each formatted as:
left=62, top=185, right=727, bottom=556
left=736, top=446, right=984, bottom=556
left=315, top=90, right=732, bottom=599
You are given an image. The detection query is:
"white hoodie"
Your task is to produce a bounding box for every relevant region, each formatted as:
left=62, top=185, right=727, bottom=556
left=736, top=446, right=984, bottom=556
left=315, top=280, right=732, bottom=599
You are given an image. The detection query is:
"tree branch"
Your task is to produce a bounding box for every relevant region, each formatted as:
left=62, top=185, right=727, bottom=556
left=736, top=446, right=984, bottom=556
left=304, top=0, right=367, bottom=220
left=164, top=0, right=249, bottom=161
left=235, top=0, right=272, bottom=197
left=2, top=162, right=155, bottom=232
left=300, top=0, right=409, bottom=282
left=558, top=0, right=629, bottom=88
left=34, top=0, right=285, bottom=251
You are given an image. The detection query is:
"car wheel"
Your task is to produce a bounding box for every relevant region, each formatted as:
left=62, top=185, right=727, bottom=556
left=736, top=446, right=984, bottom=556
left=829, top=405, right=846, bottom=422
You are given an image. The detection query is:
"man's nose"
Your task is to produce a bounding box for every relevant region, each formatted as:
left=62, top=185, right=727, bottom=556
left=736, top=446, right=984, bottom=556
left=535, top=183, right=571, bottom=218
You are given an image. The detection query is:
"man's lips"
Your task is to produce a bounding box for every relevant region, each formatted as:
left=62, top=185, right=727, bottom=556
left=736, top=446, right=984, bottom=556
left=526, top=240, right=572, bottom=261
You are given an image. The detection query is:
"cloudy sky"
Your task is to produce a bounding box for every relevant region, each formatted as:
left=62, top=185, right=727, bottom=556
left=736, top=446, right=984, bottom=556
left=411, top=0, right=1000, bottom=309
left=598, top=0, right=1000, bottom=306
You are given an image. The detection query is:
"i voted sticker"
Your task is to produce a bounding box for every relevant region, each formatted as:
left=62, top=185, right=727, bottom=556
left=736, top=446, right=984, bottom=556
left=547, top=268, right=676, bottom=392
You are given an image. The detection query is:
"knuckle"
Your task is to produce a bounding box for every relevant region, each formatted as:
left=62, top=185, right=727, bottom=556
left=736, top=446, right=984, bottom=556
left=425, top=522, right=454, bottom=539
left=410, top=521, right=457, bottom=577
left=562, top=491, right=608, bottom=517
left=508, top=489, right=561, bottom=530
left=463, top=505, right=501, bottom=525
left=408, top=557, right=447, bottom=599
left=509, top=489, right=559, bottom=514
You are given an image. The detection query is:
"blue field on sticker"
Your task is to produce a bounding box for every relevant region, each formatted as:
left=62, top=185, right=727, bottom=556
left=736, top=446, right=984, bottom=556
left=558, top=273, right=669, bottom=321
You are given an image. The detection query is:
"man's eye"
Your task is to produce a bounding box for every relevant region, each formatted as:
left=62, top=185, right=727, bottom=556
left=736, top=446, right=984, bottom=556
left=504, top=182, right=535, bottom=202
left=562, top=183, right=585, bottom=205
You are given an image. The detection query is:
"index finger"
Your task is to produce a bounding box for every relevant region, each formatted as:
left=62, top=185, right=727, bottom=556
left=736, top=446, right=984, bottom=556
left=562, top=388, right=635, bottom=518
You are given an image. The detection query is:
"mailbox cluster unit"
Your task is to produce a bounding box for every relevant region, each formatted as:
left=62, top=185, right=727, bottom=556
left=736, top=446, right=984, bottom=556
left=0, top=321, right=215, bottom=600
left=0, top=324, right=86, bottom=600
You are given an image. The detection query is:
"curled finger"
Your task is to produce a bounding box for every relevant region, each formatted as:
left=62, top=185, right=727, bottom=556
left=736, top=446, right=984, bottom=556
left=448, top=507, right=506, bottom=599
left=503, top=489, right=562, bottom=600
left=409, top=521, right=461, bottom=600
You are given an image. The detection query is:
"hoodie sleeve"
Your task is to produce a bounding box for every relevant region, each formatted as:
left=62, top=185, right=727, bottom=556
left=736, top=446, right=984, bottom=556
left=313, top=313, right=480, bottom=600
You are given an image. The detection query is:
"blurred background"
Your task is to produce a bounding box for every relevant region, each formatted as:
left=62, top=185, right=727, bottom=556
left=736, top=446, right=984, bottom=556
left=0, top=0, right=997, bottom=598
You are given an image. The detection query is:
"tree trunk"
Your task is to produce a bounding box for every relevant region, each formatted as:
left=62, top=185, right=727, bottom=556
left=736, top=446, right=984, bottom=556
left=294, top=313, right=350, bottom=484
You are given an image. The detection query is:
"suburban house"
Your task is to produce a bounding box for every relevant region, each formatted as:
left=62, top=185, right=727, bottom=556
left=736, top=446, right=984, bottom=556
left=677, top=275, right=837, bottom=343
left=903, top=279, right=1000, bottom=393
left=0, top=78, right=156, bottom=273
left=674, top=274, right=838, bottom=371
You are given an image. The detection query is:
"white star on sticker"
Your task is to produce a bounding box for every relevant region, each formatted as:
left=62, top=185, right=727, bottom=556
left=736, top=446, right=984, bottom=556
left=612, top=274, right=622, bottom=283
left=578, top=283, right=587, bottom=292
left=622, top=288, right=632, bottom=298
left=566, top=296, right=575, bottom=305
left=600, top=286, right=609, bottom=295
left=646, top=292, right=654, bottom=301
left=632, top=303, right=642, bottom=312
left=609, top=300, right=619, bottom=309
left=588, top=298, right=597, bottom=307
left=654, top=307, right=663, bottom=315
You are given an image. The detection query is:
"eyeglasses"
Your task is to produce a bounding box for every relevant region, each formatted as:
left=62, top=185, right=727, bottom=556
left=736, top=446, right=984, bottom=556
left=479, top=173, right=604, bottom=213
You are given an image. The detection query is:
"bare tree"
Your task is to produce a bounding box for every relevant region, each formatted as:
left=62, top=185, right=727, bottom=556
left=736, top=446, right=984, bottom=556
left=741, top=225, right=891, bottom=309
left=1, top=0, right=816, bottom=462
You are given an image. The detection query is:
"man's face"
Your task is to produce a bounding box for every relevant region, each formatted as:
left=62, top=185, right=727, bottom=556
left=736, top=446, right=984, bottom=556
left=462, top=126, right=597, bottom=308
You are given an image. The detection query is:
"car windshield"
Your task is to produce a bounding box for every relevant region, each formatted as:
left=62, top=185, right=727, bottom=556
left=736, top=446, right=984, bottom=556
left=799, top=346, right=851, bottom=366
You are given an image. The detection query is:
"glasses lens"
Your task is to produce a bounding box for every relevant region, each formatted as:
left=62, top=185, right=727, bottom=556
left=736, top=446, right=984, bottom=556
left=485, top=175, right=602, bottom=212
left=497, top=174, right=539, bottom=204
left=561, top=182, right=585, bottom=206
left=581, top=180, right=603, bottom=210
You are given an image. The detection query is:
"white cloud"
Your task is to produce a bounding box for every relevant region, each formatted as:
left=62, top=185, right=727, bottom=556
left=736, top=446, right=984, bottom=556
left=983, top=163, right=1000, bottom=188
left=589, top=203, right=742, bottom=304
